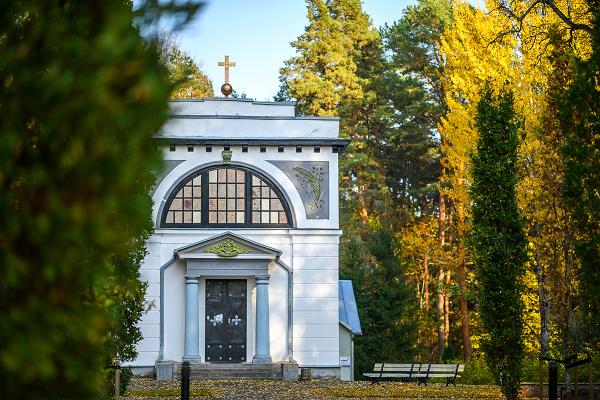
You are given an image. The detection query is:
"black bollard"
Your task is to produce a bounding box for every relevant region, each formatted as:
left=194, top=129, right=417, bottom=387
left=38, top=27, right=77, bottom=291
left=181, top=361, right=190, bottom=400
left=548, top=360, right=558, bottom=400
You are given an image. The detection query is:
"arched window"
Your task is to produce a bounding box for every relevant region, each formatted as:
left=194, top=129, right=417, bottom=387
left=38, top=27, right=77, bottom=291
left=161, top=166, right=292, bottom=227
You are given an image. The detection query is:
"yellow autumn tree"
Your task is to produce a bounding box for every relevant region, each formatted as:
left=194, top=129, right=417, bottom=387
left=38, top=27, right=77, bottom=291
left=438, top=0, right=592, bottom=367
left=437, top=1, right=516, bottom=358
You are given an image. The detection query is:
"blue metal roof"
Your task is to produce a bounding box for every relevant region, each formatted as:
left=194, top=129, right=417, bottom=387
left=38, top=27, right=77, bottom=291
left=339, top=280, right=362, bottom=335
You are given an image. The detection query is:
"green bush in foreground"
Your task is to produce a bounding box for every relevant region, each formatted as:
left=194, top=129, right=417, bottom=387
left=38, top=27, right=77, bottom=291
left=0, top=1, right=196, bottom=398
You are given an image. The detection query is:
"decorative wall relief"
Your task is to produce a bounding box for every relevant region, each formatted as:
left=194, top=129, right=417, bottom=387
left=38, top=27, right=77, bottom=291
left=222, top=150, right=232, bottom=164
left=204, top=240, right=250, bottom=257
left=268, top=161, right=329, bottom=219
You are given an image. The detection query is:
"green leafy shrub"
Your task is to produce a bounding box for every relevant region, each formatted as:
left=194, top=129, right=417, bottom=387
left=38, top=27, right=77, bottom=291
left=0, top=1, right=198, bottom=398
left=461, top=357, right=495, bottom=385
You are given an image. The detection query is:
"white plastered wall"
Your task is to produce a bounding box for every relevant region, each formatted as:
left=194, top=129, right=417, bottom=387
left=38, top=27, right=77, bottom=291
left=132, top=144, right=341, bottom=367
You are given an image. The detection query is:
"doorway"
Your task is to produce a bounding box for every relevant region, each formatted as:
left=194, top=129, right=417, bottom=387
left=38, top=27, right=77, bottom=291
left=205, top=279, right=247, bottom=363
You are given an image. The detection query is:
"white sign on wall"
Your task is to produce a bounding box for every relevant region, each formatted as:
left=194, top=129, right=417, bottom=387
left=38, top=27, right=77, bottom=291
left=339, top=356, right=351, bottom=367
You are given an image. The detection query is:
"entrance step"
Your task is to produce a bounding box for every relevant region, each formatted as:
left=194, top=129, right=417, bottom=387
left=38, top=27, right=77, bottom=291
left=158, top=361, right=299, bottom=381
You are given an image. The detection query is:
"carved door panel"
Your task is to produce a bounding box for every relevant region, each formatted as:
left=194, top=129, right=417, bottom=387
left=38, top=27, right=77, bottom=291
left=205, top=279, right=247, bottom=363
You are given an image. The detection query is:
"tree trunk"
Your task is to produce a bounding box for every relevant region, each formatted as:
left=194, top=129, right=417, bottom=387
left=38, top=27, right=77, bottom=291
left=444, top=271, right=450, bottom=349
left=436, top=267, right=446, bottom=358
left=424, top=254, right=430, bottom=311
left=456, top=200, right=472, bottom=360
left=436, top=189, right=447, bottom=358
left=533, top=220, right=550, bottom=357
left=458, top=242, right=473, bottom=359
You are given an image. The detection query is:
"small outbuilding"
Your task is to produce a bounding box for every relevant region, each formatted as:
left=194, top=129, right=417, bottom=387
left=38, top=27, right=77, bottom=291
left=338, top=280, right=362, bottom=381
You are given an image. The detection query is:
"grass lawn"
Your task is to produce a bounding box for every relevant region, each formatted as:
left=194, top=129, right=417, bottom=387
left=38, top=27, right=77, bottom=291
left=124, top=377, right=504, bottom=399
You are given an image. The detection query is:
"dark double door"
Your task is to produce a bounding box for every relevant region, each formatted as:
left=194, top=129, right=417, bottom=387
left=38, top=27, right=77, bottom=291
left=205, top=279, right=247, bottom=363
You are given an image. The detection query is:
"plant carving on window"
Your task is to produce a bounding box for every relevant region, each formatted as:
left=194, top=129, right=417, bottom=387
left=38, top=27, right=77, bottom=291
left=162, top=167, right=291, bottom=227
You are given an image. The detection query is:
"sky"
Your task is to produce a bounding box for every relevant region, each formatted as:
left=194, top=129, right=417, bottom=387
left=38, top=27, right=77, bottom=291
left=175, top=0, right=416, bottom=101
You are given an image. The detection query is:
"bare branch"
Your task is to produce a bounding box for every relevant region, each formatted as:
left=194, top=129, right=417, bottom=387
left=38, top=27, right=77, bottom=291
left=497, top=0, right=592, bottom=34
left=542, top=0, right=592, bottom=33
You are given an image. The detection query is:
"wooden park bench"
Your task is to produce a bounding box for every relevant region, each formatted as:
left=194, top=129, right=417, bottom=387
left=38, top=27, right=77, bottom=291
left=364, top=363, right=465, bottom=386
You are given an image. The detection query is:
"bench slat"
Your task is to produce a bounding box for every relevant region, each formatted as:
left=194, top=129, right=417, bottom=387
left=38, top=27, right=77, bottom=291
left=374, top=364, right=415, bottom=368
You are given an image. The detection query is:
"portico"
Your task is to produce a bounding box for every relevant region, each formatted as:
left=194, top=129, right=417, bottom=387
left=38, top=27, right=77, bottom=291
left=174, top=232, right=283, bottom=365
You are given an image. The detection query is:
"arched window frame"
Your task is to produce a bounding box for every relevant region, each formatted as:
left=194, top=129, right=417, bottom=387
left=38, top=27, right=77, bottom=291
left=160, top=165, right=293, bottom=228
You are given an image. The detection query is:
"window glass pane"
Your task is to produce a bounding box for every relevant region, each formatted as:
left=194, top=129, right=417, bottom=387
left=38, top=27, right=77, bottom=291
left=193, top=176, right=201, bottom=186
left=217, top=169, right=226, bottom=182
left=209, top=199, right=217, bottom=211
left=193, top=212, right=201, bottom=223
left=171, top=199, right=182, bottom=210
left=261, top=211, right=269, bottom=223
left=271, top=212, right=279, bottom=223
left=227, top=169, right=236, bottom=181
left=271, top=199, right=282, bottom=211
left=237, top=184, right=245, bottom=197
left=218, top=199, right=226, bottom=210
left=227, top=211, right=235, bottom=223
left=237, top=212, right=244, bottom=223
left=218, top=184, right=226, bottom=197
left=237, top=170, right=245, bottom=181
left=218, top=212, right=226, bottom=223
left=261, top=199, right=269, bottom=210
left=227, top=199, right=235, bottom=210
left=209, top=170, right=217, bottom=182
left=174, top=212, right=182, bottom=223
left=227, top=184, right=235, bottom=197
left=252, top=212, right=260, bottom=223
left=183, top=212, right=192, bottom=223
left=280, top=213, right=287, bottom=224
left=237, top=199, right=245, bottom=209
left=209, top=212, right=217, bottom=223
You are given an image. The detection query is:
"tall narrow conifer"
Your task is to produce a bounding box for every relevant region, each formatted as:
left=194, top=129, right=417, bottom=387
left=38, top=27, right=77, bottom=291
left=470, top=87, right=527, bottom=400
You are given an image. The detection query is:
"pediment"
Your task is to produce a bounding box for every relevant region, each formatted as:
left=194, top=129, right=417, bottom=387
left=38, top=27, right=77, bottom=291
left=174, top=232, right=281, bottom=260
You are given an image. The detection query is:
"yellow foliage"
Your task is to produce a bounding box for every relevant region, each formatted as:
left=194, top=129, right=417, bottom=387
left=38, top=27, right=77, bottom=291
left=437, top=0, right=591, bottom=360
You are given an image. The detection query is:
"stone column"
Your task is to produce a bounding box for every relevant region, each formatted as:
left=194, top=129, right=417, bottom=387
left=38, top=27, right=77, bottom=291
left=253, top=275, right=272, bottom=364
left=183, top=276, right=201, bottom=362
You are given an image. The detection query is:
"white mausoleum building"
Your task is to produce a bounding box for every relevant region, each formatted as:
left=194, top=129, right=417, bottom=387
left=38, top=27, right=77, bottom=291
left=132, top=97, right=359, bottom=380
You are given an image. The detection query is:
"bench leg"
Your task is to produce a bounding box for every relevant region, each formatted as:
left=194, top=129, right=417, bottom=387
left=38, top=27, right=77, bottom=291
left=418, top=377, right=428, bottom=386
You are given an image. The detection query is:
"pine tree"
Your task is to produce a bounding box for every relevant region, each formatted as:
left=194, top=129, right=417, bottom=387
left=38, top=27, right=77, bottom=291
left=159, top=34, right=214, bottom=99
left=341, top=226, right=416, bottom=377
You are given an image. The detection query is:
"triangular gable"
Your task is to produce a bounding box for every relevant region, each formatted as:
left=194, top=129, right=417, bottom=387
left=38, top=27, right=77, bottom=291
left=174, top=231, right=282, bottom=259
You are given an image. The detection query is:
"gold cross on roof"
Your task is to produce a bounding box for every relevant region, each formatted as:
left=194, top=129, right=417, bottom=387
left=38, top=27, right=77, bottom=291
left=218, top=55, right=236, bottom=84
